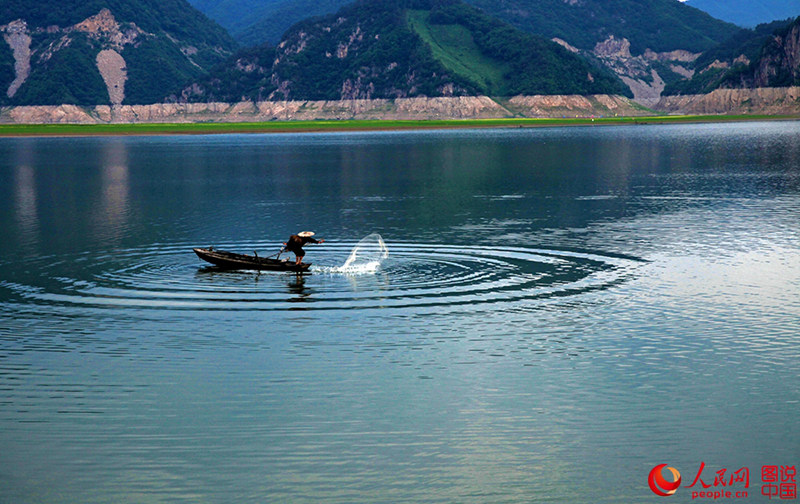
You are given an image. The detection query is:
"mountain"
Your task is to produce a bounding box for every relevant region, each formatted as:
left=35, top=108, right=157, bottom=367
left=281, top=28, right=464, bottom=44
left=664, top=17, right=800, bottom=95
left=685, top=0, right=800, bottom=28
left=0, top=0, right=237, bottom=106
left=179, top=0, right=630, bottom=102
left=190, top=0, right=740, bottom=104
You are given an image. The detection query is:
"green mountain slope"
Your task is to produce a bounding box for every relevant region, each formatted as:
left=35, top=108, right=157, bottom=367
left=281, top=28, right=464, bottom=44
left=686, top=0, right=800, bottom=28
left=181, top=0, right=629, bottom=102
left=0, top=0, right=237, bottom=105
left=408, top=4, right=628, bottom=96
left=407, top=10, right=508, bottom=93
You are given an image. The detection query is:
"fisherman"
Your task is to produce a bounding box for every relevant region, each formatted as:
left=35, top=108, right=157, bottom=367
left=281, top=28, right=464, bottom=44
left=283, top=231, right=324, bottom=265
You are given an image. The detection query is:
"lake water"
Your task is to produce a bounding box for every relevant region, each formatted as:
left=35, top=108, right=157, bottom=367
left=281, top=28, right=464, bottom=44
left=0, top=122, right=799, bottom=503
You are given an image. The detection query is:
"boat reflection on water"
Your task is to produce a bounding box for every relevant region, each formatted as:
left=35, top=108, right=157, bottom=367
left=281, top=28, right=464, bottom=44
left=287, top=274, right=310, bottom=304
left=194, top=266, right=313, bottom=306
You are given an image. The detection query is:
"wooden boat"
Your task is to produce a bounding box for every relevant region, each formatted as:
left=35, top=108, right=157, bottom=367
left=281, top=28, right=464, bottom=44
left=193, top=248, right=311, bottom=273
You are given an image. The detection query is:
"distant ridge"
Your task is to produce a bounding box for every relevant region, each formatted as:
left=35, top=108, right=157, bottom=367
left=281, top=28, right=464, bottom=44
left=187, top=0, right=351, bottom=46
left=686, top=0, right=800, bottom=28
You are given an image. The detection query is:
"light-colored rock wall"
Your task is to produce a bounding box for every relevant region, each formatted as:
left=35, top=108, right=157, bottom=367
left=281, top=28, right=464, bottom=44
left=655, top=87, right=800, bottom=115
left=506, top=94, right=647, bottom=117
left=2, top=89, right=796, bottom=125
left=6, top=105, right=97, bottom=124
left=0, top=95, right=649, bottom=124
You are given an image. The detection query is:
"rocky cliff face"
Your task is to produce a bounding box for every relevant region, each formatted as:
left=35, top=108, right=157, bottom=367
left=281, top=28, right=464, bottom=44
left=536, top=33, right=704, bottom=106
left=1, top=19, right=31, bottom=99
left=664, top=17, right=800, bottom=96
left=753, top=21, right=800, bottom=87
left=590, top=35, right=699, bottom=107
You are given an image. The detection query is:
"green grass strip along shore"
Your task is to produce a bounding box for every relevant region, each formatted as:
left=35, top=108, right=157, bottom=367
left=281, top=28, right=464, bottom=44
left=0, top=115, right=797, bottom=137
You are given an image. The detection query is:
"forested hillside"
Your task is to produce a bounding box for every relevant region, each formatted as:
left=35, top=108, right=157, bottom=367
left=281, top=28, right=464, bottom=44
left=431, top=0, right=738, bottom=55
left=179, top=0, right=629, bottom=102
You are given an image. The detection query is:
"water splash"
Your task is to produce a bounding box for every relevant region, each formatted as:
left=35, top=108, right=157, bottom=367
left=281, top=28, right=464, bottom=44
left=327, top=233, right=389, bottom=274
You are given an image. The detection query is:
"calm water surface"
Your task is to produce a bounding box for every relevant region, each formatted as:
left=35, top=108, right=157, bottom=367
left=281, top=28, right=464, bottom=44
left=1, top=122, right=799, bottom=503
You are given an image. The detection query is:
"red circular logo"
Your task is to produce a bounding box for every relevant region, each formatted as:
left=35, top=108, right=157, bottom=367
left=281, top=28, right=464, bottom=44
left=649, top=464, right=682, bottom=496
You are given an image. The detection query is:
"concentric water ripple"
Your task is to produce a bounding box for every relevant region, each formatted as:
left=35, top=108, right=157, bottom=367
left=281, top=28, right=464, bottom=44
left=0, top=241, right=644, bottom=313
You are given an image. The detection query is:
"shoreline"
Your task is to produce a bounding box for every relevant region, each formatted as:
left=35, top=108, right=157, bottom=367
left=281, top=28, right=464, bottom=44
left=0, top=114, right=798, bottom=138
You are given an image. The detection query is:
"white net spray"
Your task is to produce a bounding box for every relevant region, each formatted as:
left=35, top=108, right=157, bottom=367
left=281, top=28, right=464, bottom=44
left=334, top=233, right=389, bottom=273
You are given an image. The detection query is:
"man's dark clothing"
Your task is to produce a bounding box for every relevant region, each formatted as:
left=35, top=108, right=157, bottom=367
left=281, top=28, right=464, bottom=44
left=284, top=234, right=320, bottom=258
